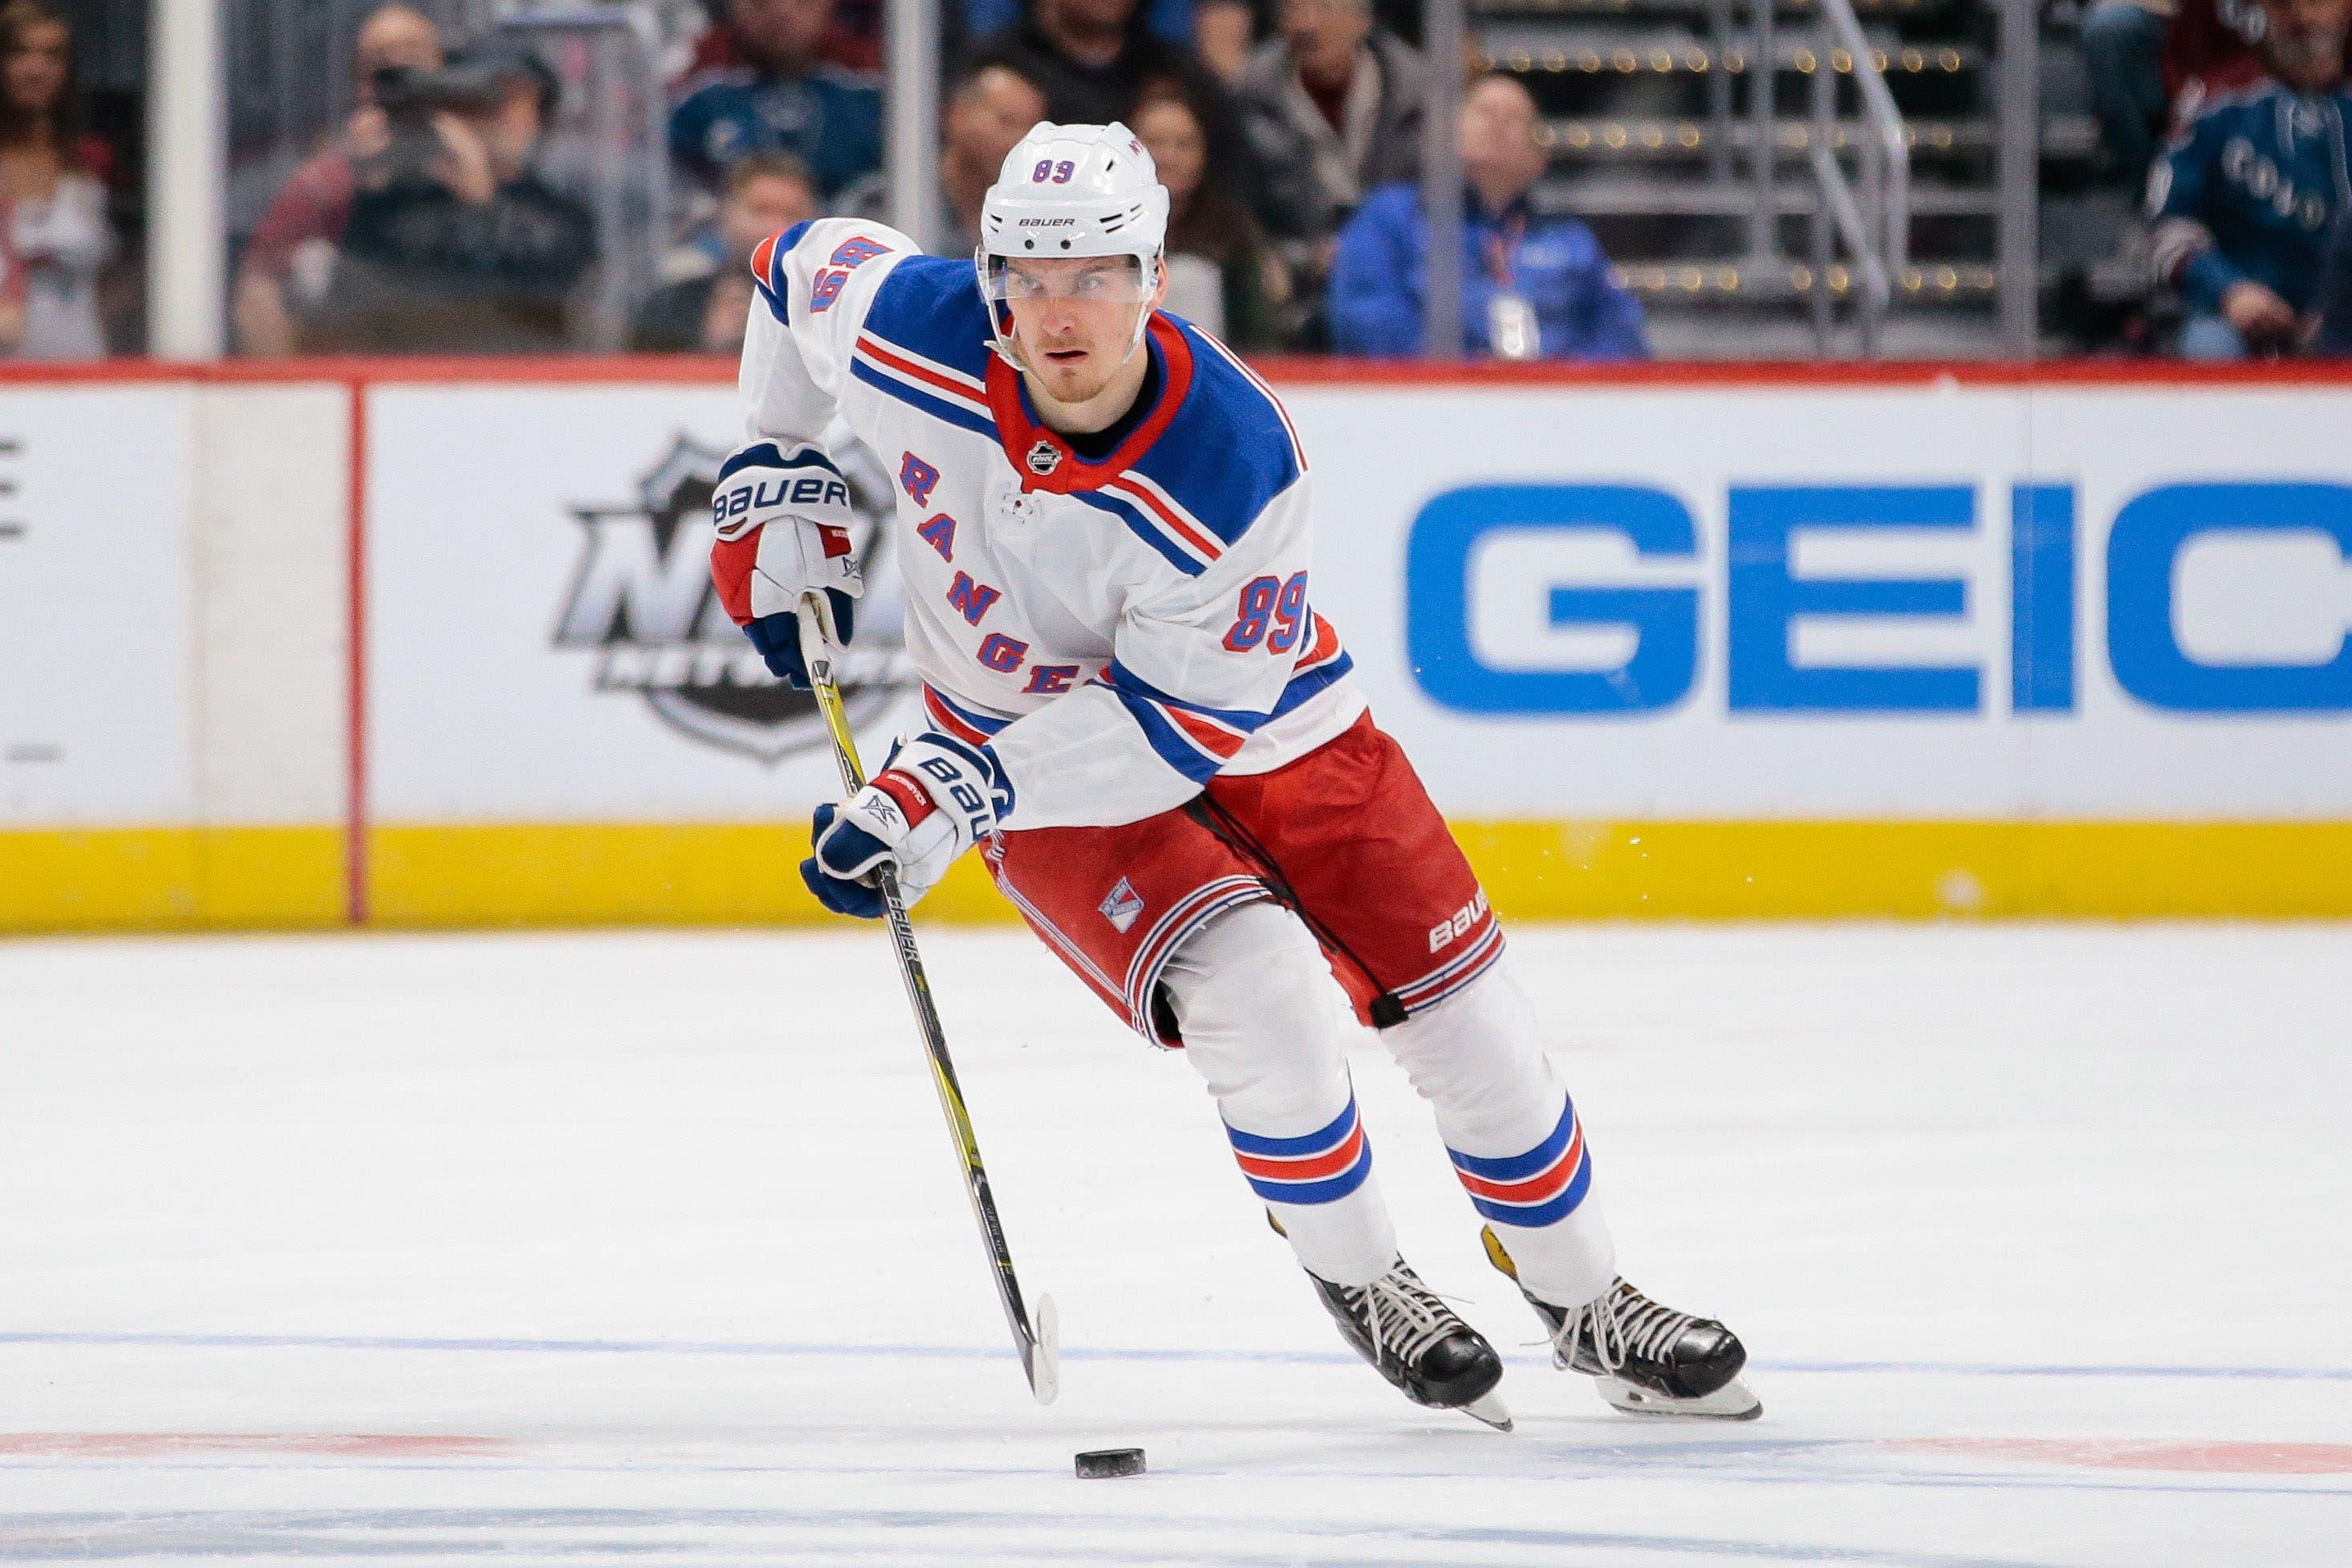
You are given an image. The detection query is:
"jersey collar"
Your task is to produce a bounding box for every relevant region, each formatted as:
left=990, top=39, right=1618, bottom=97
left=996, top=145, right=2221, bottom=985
left=984, top=315, right=1195, bottom=494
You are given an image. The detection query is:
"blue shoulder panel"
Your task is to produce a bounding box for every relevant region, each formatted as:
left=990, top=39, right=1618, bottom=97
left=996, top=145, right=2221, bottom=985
left=1128, top=321, right=1306, bottom=548
left=860, top=254, right=995, bottom=381
left=751, top=220, right=818, bottom=319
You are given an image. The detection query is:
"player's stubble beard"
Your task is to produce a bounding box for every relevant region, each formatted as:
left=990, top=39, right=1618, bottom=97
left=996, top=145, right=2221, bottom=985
left=1011, top=302, right=1154, bottom=434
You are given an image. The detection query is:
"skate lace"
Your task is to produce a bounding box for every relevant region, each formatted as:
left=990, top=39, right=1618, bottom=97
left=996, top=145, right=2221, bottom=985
left=1354, top=1272, right=1456, bottom=1369
left=1554, top=1280, right=1695, bottom=1374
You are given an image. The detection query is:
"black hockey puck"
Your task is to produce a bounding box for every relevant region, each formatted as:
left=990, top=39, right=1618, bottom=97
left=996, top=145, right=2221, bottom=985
left=1074, top=1447, right=1146, bottom=1479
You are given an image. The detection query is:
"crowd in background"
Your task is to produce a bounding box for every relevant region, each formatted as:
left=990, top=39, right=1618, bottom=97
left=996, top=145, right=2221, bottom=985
left=13, top=0, right=2352, bottom=360
left=2085, top=0, right=2352, bottom=356
left=0, top=0, right=1652, bottom=364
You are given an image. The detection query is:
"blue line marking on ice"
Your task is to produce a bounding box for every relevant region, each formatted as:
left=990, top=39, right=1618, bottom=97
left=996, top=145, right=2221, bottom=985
left=2, top=1330, right=2347, bottom=1383
left=0, top=1506, right=2089, bottom=1568
left=0, top=1456, right=2342, bottom=1502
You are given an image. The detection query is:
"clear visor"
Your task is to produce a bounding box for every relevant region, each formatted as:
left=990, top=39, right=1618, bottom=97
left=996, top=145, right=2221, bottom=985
left=983, top=253, right=1154, bottom=306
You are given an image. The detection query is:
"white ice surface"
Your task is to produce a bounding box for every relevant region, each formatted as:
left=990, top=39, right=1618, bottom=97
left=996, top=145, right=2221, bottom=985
left=1, top=924, right=2347, bottom=1566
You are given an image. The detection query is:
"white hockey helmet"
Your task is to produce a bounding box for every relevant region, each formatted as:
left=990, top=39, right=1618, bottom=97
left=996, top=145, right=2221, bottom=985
left=976, top=121, right=1170, bottom=362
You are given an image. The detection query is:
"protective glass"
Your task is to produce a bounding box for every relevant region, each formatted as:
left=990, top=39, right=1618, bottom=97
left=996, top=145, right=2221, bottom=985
left=981, top=254, right=1155, bottom=307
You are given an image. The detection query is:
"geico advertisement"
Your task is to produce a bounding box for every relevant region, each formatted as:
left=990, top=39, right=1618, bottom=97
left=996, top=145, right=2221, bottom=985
left=0, top=389, right=195, bottom=827
left=366, top=382, right=2352, bottom=823
left=1295, top=385, right=2352, bottom=819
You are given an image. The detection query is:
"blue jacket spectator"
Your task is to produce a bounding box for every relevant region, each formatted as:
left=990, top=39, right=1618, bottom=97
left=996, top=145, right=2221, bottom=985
left=1327, top=76, right=1645, bottom=360
left=2148, top=0, right=2352, bottom=357
left=669, top=0, right=882, bottom=197
left=1328, top=185, right=1646, bottom=359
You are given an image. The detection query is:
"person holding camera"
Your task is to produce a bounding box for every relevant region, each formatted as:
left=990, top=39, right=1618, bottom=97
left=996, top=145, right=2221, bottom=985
left=234, top=3, right=445, bottom=356
left=311, top=45, right=598, bottom=354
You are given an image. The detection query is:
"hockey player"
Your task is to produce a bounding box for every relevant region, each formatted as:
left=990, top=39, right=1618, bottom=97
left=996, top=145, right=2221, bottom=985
left=709, top=121, right=1758, bottom=1425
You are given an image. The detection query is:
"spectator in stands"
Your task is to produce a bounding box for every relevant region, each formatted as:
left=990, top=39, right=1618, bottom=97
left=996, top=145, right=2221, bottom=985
left=0, top=0, right=114, bottom=359
left=2079, top=0, right=2174, bottom=185
left=965, top=0, right=1256, bottom=201
left=1328, top=72, right=1645, bottom=360
left=669, top=0, right=882, bottom=199
left=233, top=3, right=444, bottom=357
left=314, top=46, right=598, bottom=353
left=838, top=63, right=1046, bottom=254
left=682, top=0, right=885, bottom=79
left=1133, top=85, right=1287, bottom=345
left=962, top=0, right=1203, bottom=54
left=634, top=152, right=815, bottom=352
left=1192, top=1, right=1257, bottom=82
left=2149, top=0, right=2352, bottom=357
left=1233, top=0, right=1422, bottom=332
left=2164, top=0, right=2352, bottom=139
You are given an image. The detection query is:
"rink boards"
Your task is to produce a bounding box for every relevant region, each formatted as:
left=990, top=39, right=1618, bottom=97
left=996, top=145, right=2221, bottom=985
left=3, top=359, right=2350, bottom=928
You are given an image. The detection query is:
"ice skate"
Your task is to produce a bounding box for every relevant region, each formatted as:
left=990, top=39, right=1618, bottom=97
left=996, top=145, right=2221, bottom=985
left=1483, top=1227, right=1761, bottom=1420
left=1308, top=1260, right=1513, bottom=1432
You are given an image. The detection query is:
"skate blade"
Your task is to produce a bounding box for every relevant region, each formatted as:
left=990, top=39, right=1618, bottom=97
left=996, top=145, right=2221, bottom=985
left=1458, top=1389, right=1515, bottom=1432
left=1594, top=1373, right=1761, bottom=1421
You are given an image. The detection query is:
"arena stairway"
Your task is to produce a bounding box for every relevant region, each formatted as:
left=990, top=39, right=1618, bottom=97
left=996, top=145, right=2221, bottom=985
left=1475, top=0, right=2099, bottom=356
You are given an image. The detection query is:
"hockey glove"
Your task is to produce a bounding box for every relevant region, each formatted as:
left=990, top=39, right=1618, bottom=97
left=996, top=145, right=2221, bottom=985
left=707, top=441, right=862, bottom=689
left=802, top=733, right=1012, bottom=918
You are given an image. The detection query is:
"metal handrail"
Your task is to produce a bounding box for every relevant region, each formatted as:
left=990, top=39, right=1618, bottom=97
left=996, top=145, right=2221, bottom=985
left=1802, top=0, right=1910, bottom=354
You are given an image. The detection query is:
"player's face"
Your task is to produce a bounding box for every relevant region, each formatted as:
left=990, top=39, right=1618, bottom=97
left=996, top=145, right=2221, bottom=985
left=1001, top=257, right=1158, bottom=405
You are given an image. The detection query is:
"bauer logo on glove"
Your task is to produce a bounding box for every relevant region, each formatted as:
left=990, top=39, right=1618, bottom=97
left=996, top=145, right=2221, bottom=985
left=802, top=733, right=1014, bottom=920
left=706, top=441, right=863, bottom=690
left=713, top=473, right=852, bottom=524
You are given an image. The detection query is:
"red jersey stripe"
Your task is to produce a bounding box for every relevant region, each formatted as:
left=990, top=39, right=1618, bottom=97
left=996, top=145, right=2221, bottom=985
left=1164, top=704, right=1248, bottom=759
left=923, top=688, right=993, bottom=747
left=1107, top=475, right=1223, bottom=561
left=858, top=335, right=989, bottom=408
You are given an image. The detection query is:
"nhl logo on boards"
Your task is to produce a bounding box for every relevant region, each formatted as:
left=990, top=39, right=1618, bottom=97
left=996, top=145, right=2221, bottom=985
left=553, top=433, right=912, bottom=764
left=1026, top=440, right=1062, bottom=477
left=1099, top=877, right=1145, bottom=933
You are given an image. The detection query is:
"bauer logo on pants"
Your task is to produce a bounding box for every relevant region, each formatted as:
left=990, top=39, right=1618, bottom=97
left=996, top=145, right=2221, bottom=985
left=552, top=433, right=914, bottom=764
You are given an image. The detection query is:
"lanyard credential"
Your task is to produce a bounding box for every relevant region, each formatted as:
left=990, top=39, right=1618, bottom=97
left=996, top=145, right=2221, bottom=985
left=1483, top=212, right=1540, bottom=361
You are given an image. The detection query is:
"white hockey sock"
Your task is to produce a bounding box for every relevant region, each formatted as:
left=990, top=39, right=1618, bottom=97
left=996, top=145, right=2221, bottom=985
left=1382, top=962, right=1617, bottom=1309
left=1159, top=900, right=1399, bottom=1288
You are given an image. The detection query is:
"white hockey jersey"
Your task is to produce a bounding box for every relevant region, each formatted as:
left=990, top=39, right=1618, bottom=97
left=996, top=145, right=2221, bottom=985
left=740, top=217, right=1363, bottom=830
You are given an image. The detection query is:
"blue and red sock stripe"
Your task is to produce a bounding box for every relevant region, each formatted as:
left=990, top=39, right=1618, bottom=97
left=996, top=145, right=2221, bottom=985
left=1225, top=1099, right=1375, bottom=1205
left=1448, top=1099, right=1592, bottom=1227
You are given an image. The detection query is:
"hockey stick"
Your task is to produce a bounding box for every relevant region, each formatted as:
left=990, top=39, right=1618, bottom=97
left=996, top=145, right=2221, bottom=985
left=793, top=593, right=1060, bottom=1406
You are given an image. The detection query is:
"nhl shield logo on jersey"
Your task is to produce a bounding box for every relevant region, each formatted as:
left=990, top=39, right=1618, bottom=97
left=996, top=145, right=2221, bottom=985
left=1025, top=440, right=1062, bottom=477
left=1098, top=877, right=1146, bottom=933
left=554, top=433, right=912, bottom=764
